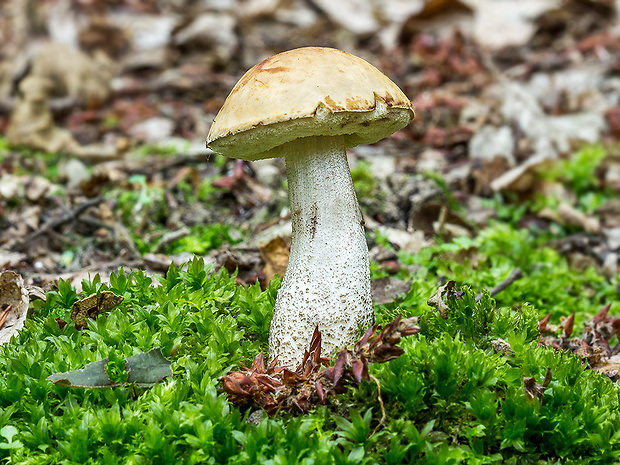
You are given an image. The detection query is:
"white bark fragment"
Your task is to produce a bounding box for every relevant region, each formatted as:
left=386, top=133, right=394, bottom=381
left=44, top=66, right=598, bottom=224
left=268, top=136, right=374, bottom=367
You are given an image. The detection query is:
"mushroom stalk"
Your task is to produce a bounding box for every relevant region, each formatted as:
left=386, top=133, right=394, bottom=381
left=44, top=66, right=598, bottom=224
left=268, top=135, right=374, bottom=367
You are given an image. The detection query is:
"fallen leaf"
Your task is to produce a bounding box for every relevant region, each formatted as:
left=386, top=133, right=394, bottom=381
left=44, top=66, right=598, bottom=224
left=125, top=348, right=175, bottom=387
left=47, top=348, right=172, bottom=388
left=0, top=174, right=22, bottom=200
left=310, top=0, right=380, bottom=35
left=497, top=81, right=605, bottom=166
left=427, top=280, right=459, bottom=319
left=171, top=12, right=238, bottom=66
left=375, top=227, right=428, bottom=255
left=70, top=291, right=124, bottom=330
left=523, top=367, right=553, bottom=401
left=48, top=358, right=112, bottom=388
left=371, top=276, right=412, bottom=305
left=0, top=271, right=29, bottom=345
left=6, top=76, right=101, bottom=156
left=566, top=206, right=603, bottom=236
left=28, top=42, right=113, bottom=107
left=0, top=251, right=27, bottom=268
left=490, top=153, right=552, bottom=192
left=25, top=176, right=52, bottom=202
left=465, top=0, right=561, bottom=50
left=259, top=236, right=290, bottom=283
left=594, top=360, right=620, bottom=382
left=603, top=227, right=620, bottom=251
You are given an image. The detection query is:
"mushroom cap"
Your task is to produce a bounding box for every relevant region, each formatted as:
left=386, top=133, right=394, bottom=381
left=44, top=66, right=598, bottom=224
left=207, top=47, right=414, bottom=160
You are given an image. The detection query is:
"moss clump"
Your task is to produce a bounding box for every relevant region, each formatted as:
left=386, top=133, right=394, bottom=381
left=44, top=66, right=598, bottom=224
left=1, top=257, right=619, bottom=463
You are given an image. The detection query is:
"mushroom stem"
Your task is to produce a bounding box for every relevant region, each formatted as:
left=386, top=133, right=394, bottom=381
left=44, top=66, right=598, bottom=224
left=268, top=135, right=374, bottom=367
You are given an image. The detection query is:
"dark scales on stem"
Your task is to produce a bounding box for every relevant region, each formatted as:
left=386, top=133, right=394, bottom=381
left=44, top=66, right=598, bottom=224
left=308, top=202, right=318, bottom=241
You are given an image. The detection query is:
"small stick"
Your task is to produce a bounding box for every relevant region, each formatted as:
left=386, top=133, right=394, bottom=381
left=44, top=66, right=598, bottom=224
left=476, top=268, right=523, bottom=302
left=0, top=305, right=13, bottom=330
left=16, top=196, right=104, bottom=250
left=255, top=211, right=292, bottom=234
left=436, top=205, right=448, bottom=237
left=155, top=227, right=191, bottom=253
left=370, top=374, right=386, bottom=436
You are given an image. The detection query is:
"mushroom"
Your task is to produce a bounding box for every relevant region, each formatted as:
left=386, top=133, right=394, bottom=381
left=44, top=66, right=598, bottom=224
left=207, top=47, right=414, bottom=367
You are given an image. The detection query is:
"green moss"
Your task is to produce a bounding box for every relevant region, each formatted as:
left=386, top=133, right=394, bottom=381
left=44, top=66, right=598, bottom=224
left=351, top=161, right=386, bottom=216
left=1, top=255, right=619, bottom=463
left=167, top=224, right=242, bottom=255
left=545, top=144, right=607, bottom=196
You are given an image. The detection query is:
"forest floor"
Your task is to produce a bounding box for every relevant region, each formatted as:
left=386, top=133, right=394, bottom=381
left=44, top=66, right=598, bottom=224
left=0, top=1, right=620, bottom=462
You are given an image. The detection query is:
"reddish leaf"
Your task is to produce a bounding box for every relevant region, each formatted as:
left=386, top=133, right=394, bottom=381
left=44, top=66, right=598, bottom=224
left=351, top=358, right=366, bottom=384
left=594, top=303, right=612, bottom=322
left=250, top=352, right=266, bottom=373
left=255, top=374, right=281, bottom=392
left=316, top=380, right=326, bottom=403
left=332, top=350, right=347, bottom=386
left=562, top=313, right=575, bottom=339
left=282, top=369, right=306, bottom=385
left=539, top=313, right=552, bottom=333
left=356, top=324, right=378, bottom=349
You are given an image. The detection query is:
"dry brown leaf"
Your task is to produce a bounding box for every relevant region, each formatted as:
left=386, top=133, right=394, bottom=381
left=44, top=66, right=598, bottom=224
left=594, top=361, right=620, bottom=382
left=25, top=176, right=52, bottom=202
left=371, top=276, right=412, bottom=305
left=0, top=251, right=27, bottom=268
left=557, top=203, right=601, bottom=234
left=539, top=304, right=620, bottom=381
left=6, top=43, right=118, bottom=158
left=472, top=157, right=512, bottom=196
left=259, top=236, right=290, bottom=283
left=490, top=154, right=551, bottom=192
left=6, top=76, right=84, bottom=155
left=29, top=42, right=113, bottom=107
left=427, top=280, right=459, bottom=319
left=523, top=367, right=553, bottom=402
left=70, top=291, right=124, bottom=330
left=466, top=0, right=560, bottom=49
left=0, top=271, right=29, bottom=344
left=20, top=205, right=41, bottom=231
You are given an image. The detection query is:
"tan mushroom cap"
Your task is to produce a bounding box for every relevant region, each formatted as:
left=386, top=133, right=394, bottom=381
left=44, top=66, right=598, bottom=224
left=207, top=47, right=415, bottom=160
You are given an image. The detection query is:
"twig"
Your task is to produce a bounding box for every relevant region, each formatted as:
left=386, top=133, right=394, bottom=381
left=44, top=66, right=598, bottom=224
left=255, top=211, right=292, bottom=234
left=15, top=196, right=104, bottom=251
left=476, top=268, right=523, bottom=302
left=78, top=215, right=115, bottom=232
left=436, top=205, right=448, bottom=237
left=155, top=227, right=191, bottom=253
left=370, top=374, right=386, bottom=436
left=151, top=152, right=214, bottom=171
left=0, top=95, right=84, bottom=116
